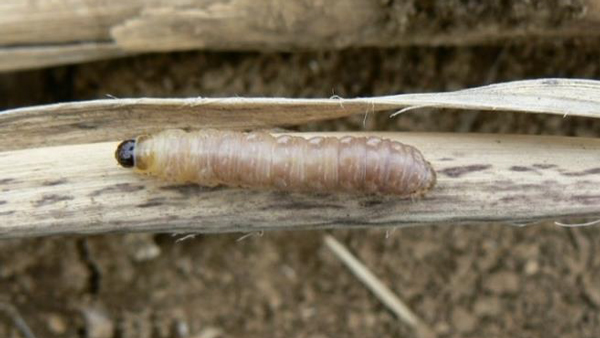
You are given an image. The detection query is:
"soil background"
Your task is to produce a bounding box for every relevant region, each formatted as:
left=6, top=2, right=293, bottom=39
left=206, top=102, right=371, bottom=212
left=2, top=24, right=600, bottom=338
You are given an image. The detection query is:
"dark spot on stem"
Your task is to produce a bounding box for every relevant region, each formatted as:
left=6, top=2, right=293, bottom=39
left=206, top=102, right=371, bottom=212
left=73, top=122, right=99, bottom=130
left=439, top=165, right=491, bottom=178
left=510, top=166, right=534, bottom=172
left=42, top=178, right=69, bottom=186
left=562, top=168, right=600, bottom=177
left=33, top=194, right=74, bottom=207
left=359, top=199, right=385, bottom=207
left=0, top=178, right=15, bottom=185
left=137, top=197, right=167, bottom=208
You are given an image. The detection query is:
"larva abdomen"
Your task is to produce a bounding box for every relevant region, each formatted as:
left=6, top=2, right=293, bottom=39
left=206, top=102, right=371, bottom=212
left=116, top=129, right=436, bottom=197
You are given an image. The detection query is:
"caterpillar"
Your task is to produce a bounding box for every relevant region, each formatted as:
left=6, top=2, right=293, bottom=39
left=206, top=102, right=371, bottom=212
left=115, top=129, right=436, bottom=197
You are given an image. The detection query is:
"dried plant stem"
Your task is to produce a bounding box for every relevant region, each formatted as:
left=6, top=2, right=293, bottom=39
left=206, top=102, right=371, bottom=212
left=2, top=0, right=600, bottom=71
left=0, top=303, right=37, bottom=338
left=1, top=132, right=599, bottom=238
left=323, top=235, right=434, bottom=338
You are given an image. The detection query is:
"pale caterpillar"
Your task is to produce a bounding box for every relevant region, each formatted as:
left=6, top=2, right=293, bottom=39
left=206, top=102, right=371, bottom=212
left=115, top=129, right=436, bottom=197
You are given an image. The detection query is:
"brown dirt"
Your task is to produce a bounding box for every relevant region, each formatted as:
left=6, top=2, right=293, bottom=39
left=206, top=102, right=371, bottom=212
left=2, top=40, right=600, bottom=337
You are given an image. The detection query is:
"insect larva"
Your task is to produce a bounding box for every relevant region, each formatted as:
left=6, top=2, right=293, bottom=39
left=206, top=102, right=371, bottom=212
left=115, top=129, right=436, bottom=197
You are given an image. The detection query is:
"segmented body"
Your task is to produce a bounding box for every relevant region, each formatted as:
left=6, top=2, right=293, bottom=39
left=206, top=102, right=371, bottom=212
left=122, top=129, right=436, bottom=197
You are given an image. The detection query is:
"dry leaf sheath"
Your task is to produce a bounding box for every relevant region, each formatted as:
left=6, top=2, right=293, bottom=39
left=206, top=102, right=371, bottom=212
left=2, top=79, right=600, bottom=152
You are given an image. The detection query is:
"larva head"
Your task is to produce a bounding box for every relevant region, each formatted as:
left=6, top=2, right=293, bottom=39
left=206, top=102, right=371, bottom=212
left=115, top=139, right=136, bottom=168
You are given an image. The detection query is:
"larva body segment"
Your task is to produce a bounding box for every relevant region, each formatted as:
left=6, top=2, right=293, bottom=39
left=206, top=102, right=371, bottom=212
left=117, top=129, right=436, bottom=197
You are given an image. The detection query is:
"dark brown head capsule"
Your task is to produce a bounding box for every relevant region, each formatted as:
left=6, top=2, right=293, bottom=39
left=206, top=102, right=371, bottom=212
left=115, top=139, right=136, bottom=168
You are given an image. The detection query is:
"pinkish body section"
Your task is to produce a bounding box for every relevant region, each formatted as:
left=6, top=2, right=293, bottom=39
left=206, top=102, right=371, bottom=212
left=133, top=129, right=436, bottom=197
